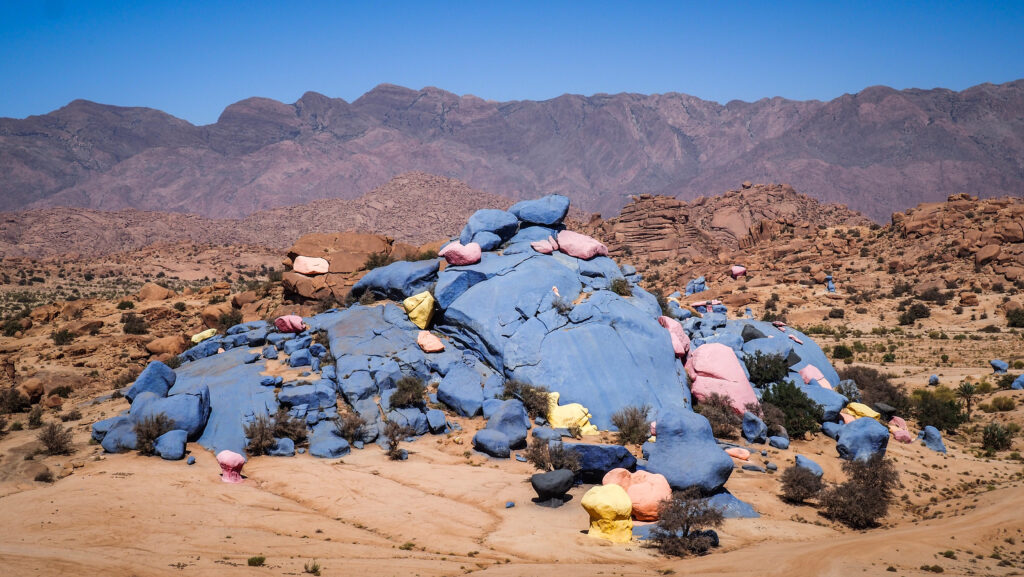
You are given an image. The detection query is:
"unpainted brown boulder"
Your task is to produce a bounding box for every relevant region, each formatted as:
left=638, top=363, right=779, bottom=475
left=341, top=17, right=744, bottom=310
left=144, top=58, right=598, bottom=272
left=138, top=282, right=175, bottom=301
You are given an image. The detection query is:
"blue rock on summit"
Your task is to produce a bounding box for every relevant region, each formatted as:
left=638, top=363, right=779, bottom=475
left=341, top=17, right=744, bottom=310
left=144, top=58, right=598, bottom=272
left=350, top=259, right=440, bottom=301
left=509, top=194, right=570, bottom=226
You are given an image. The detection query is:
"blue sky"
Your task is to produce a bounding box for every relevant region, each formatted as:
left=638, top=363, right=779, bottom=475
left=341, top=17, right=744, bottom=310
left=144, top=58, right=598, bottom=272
left=2, top=1, right=1022, bottom=125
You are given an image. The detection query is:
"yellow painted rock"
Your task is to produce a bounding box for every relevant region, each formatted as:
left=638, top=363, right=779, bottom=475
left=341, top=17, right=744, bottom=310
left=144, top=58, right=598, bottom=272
left=402, top=291, right=435, bottom=329
left=546, top=392, right=599, bottom=435
left=190, top=328, right=217, bottom=344
left=581, top=484, right=633, bottom=543
left=845, top=402, right=881, bottom=421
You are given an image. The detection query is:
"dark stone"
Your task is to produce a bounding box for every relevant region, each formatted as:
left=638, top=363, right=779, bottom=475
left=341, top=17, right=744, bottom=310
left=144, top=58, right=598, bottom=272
left=530, top=469, right=575, bottom=508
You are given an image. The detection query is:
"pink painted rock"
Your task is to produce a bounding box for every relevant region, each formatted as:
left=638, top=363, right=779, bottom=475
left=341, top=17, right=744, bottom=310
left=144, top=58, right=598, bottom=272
left=274, top=314, right=306, bottom=333
left=657, top=316, right=691, bottom=358
left=556, top=230, right=608, bottom=260
left=686, top=343, right=759, bottom=414
left=530, top=236, right=559, bottom=254
left=292, top=255, right=330, bottom=275
left=601, top=468, right=672, bottom=521
left=417, top=330, right=445, bottom=353
left=840, top=412, right=857, bottom=425
left=788, top=334, right=804, bottom=345
left=439, top=241, right=482, bottom=266
left=725, top=447, right=751, bottom=460
left=730, top=265, right=747, bottom=278
left=799, top=364, right=832, bottom=389
left=602, top=468, right=634, bottom=490
left=649, top=421, right=657, bottom=438
left=889, top=416, right=908, bottom=431
left=217, top=450, right=245, bottom=483
left=891, top=428, right=913, bottom=443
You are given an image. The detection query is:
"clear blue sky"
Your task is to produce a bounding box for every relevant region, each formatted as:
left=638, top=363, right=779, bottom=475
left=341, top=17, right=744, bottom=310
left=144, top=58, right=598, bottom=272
left=2, top=0, right=1022, bottom=125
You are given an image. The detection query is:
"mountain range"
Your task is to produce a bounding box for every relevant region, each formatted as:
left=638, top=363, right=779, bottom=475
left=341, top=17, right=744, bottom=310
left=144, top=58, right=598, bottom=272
left=1, top=81, right=1022, bottom=220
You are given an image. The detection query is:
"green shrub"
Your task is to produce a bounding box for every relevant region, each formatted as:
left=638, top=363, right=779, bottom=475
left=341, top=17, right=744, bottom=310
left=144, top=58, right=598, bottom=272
left=1007, top=308, right=1024, bottom=328
left=991, top=396, right=1017, bottom=412
left=695, top=394, right=740, bottom=439
left=831, top=344, right=853, bottom=359
left=759, top=380, right=822, bottom=437
left=912, top=389, right=965, bottom=433
left=820, top=454, right=898, bottom=529
left=743, top=351, right=789, bottom=387
left=650, top=488, right=724, bottom=556
left=982, top=423, right=1012, bottom=452
left=218, top=309, right=243, bottom=330
left=828, top=308, right=845, bottom=319
left=898, top=303, right=931, bottom=325
left=27, top=405, right=43, bottom=428
left=837, top=366, right=909, bottom=414
left=610, top=278, right=631, bottom=297
left=37, top=422, right=74, bottom=455
left=121, top=313, right=149, bottom=335
left=117, top=300, right=135, bottom=310
left=389, top=376, right=426, bottom=408
left=363, top=252, right=395, bottom=270
left=51, top=329, right=75, bottom=345
left=0, top=387, right=30, bottom=414
left=780, top=465, right=823, bottom=503
left=610, top=404, right=651, bottom=445
left=34, top=469, right=55, bottom=483
left=501, top=380, right=550, bottom=420
left=173, top=302, right=187, bottom=312
left=247, top=556, right=266, bottom=567
left=135, top=413, right=175, bottom=456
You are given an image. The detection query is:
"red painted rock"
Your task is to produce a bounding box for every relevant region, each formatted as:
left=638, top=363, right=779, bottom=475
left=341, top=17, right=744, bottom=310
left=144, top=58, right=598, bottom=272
left=217, top=450, right=245, bottom=483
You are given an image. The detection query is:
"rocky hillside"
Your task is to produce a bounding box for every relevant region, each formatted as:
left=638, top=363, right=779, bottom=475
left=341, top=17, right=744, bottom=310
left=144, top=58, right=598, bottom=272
left=3, top=81, right=1022, bottom=220
left=0, top=173, right=510, bottom=258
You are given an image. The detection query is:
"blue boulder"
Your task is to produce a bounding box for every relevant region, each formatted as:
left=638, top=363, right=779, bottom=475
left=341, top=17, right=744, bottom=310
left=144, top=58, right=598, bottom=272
left=473, top=429, right=511, bottom=458
left=154, top=429, right=188, bottom=460
left=742, top=412, right=768, bottom=443
left=278, top=381, right=336, bottom=410
left=796, top=382, right=847, bottom=422
left=707, top=490, right=760, bottom=518
left=125, top=361, right=176, bottom=403
left=426, top=409, right=447, bottom=434
left=560, top=442, right=637, bottom=483
left=288, top=349, right=312, bottom=368
left=1012, top=375, right=1024, bottom=390
left=991, top=359, right=1009, bottom=374
left=795, top=455, right=823, bottom=479
left=646, top=407, right=733, bottom=494
left=282, top=335, right=313, bottom=355
left=261, top=345, right=278, bottom=360
left=460, top=209, right=520, bottom=244
left=472, top=231, right=503, bottom=251
left=308, top=421, right=350, bottom=458
left=821, top=421, right=844, bottom=440
left=437, top=364, right=483, bottom=417
left=350, top=259, right=440, bottom=301
left=268, top=437, right=295, bottom=457
left=928, top=374, right=939, bottom=386
left=918, top=425, right=947, bottom=453
left=509, top=195, right=570, bottom=226
left=485, top=400, right=530, bottom=449
left=388, top=407, right=429, bottom=436
left=531, top=426, right=561, bottom=443
left=768, top=436, right=790, bottom=450
left=100, top=417, right=137, bottom=453
left=482, top=398, right=504, bottom=419
left=836, top=417, right=889, bottom=461
left=133, top=384, right=212, bottom=441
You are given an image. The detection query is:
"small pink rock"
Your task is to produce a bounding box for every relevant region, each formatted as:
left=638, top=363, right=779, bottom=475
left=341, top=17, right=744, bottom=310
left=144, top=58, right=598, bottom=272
left=788, top=334, right=804, bottom=345
left=799, top=365, right=832, bottom=389
left=889, top=416, right=908, bottom=431
left=556, top=230, right=608, bottom=260
left=417, top=330, right=445, bottom=353
left=292, top=255, right=330, bottom=275
left=725, top=447, right=751, bottom=460
left=439, top=241, right=482, bottom=266
left=730, top=265, right=747, bottom=278
left=217, top=450, right=245, bottom=483
left=530, top=236, right=559, bottom=254
left=840, top=412, right=857, bottom=425
left=274, top=314, right=307, bottom=333
left=891, top=429, right=913, bottom=443
left=657, top=316, right=691, bottom=358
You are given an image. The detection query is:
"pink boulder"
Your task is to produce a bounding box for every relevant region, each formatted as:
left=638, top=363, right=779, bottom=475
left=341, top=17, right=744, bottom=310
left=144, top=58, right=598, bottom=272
left=602, top=468, right=634, bottom=490
left=530, top=236, right=559, bottom=254
left=439, top=241, right=482, bottom=266
left=889, top=416, right=908, bottom=431
left=556, top=230, right=608, bottom=260
left=685, top=343, right=759, bottom=414
left=799, top=364, right=832, bottom=389
left=657, top=316, right=691, bottom=358
left=730, top=265, right=747, bottom=278
left=602, top=468, right=672, bottom=521
left=217, top=450, right=245, bottom=483
left=891, top=428, right=913, bottom=443
left=274, top=315, right=306, bottom=333
left=725, top=447, right=751, bottom=460
left=840, top=412, right=857, bottom=425
left=292, top=255, right=330, bottom=275
left=417, top=330, right=445, bottom=353
left=788, top=334, right=804, bottom=345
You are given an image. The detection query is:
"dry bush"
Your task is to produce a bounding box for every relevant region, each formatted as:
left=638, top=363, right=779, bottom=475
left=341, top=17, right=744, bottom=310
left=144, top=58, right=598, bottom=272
left=244, top=414, right=276, bottom=456
left=695, top=393, right=740, bottom=438
left=388, top=376, right=426, bottom=408
left=820, top=454, right=899, bottom=529
left=273, top=407, right=308, bottom=443
left=524, top=437, right=581, bottom=473
left=134, top=413, right=175, bottom=456
left=27, top=405, right=43, bottom=429
left=333, top=411, right=366, bottom=443
left=383, top=420, right=414, bottom=460
left=779, top=466, right=823, bottom=503
left=501, top=380, right=550, bottom=420
left=837, top=365, right=910, bottom=414
left=650, top=487, right=724, bottom=556
left=0, top=387, right=30, bottom=414
left=610, top=404, right=651, bottom=445
left=37, top=422, right=74, bottom=455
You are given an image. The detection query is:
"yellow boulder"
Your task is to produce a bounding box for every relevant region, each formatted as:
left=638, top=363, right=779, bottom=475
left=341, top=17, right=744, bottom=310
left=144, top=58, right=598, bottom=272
left=546, top=392, right=599, bottom=436
left=402, top=291, right=435, bottom=329
left=581, top=484, right=633, bottom=543
left=190, top=328, right=217, bottom=344
left=845, top=402, right=881, bottom=421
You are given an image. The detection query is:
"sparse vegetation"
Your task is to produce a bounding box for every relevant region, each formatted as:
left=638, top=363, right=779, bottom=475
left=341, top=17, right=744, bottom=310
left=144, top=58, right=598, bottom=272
left=524, top=437, right=581, bottom=473
left=303, top=559, right=322, bottom=575
left=134, top=413, right=175, bottom=456
left=695, top=393, right=740, bottom=438
left=383, top=420, right=414, bottom=460
left=0, top=387, right=30, bottom=414
left=388, top=376, right=426, bottom=408
left=982, top=422, right=1012, bottom=453
left=837, top=366, right=910, bottom=414
left=1007, top=307, right=1024, bottom=328
left=758, top=380, right=822, bottom=437
left=244, top=414, right=277, bottom=456
left=218, top=309, right=243, bottom=330
left=610, top=277, right=631, bottom=296
left=501, top=380, right=550, bottom=420
left=363, top=252, right=395, bottom=270
left=247, top=556, right=266, bottom=567
left=121, top=312, right=149, bottom=334
left=779, top=466, right=823, bottom=503
left=610, top=404, right=651, bottom=445
left=743, top=351, right=789, bottom=387
left=273, top=407, right=308, bottom=443
left=333, top=411, right=367, bottom=444
left=37, top=422, right=74, bottom=455
left=27, top=405, right=43, bottom=428
left=912, top=388, right=966, bottom=433
left=649, top=488, right=724, bottom=556
left=820, top=454, right=898, bottom=529
left=51, top=329, right=75, bottom=345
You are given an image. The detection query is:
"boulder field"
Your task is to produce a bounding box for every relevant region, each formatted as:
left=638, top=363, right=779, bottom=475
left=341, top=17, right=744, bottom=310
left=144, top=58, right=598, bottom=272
left=92, top=194, right=937, bottom=501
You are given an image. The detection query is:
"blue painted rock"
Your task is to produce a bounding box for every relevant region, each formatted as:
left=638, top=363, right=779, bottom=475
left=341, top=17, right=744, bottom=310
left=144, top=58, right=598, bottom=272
left=836, top=417, right=889, bottom=461
left=472, top=429, right=511, bottom=458
left=646, top=407, right=732, bottom=494
left=510, top=195, right=570, bottom=226
left=154, top=429, right=187, bottom=460
left=125, top=361, right=176, bottom=402
left=742, top=412, right=767, bottom=444
left=560, top=442, right=637, bottom=484
left=485, top=399, right=530, bottom=449
left=795, top=455, right=824, bottom=478
left=918, top=425, right=947, bottom=453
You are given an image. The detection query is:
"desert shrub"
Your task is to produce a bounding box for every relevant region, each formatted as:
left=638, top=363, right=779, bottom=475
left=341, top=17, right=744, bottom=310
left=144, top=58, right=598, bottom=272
left=912, top=389, right=966, bottom=433
left=135, top=413, right=175, bottom=456
left=552, top=296, right=573, bottom=314
left=743, top=351, right=789, bottom=387
left=758, top=401, right=787, bottom=435
left=1007, top=308, right=1024, bottom=328
left=650, top=288, right=672, bottom=317
left=333, top=411, right=366, bottom=443
left=51, top=329, right=75, bottom=345
left=779, top=466, right=823, bottom=503
left=50, top=386, right=73, bottom=398
left=831, top=344, right=853, bottom=359
left=173, top=301, right=187, bottom=312
left=303, top=559, right=321, bottom=576
left=996, top=373, right=1019, bottom=390
left=991, top=396, right=1017, bottom=412
left=610, top=404, right=651, bottom=445
left=383, top=420, right=414, bottom=460
left=2, top=318, right=21, bottom=337
left=524, top=437, right=581, bottom=473
left=501, top=380, right=550, bottom=420
left=208, top=294, right=226, bottom=304
left=695, top=394, right=740, bottom=439
left=357, top=291, right=377, bottom=306
left=898, top=302, right=931, bottom=325
left=60, top=409, right=82, bottom=422
left=116, top=300, right=135, bottom=310
left=610, top=278, right=631, bottom=297
left=837, top=366, right=909, bottom=414
left=247, top=556, right=266, bottom=567
left=218, top=309, right=243, bottom=330
left=37, top=422, right=74, bottom=455
left=982, top=422, right=1013, bottom=453
left=27, top=405, right=43, bottom=429
left=759, top=380, right=822, bottom=437
left=34, top=470, right=55, bottom=483
left=389, top=376, right=426, bottom=408
left=649, top=487, right=724, bottom=557
left=363, top=252, right=395, bottom=270
left=164, top=355, right=183, bottom=369
left=10, top=421, right=23, bottom=431
left=835, top=379, right=862, bottom=403
left=273, top=407, right=308, bottom=443
left=828, top=308, right=845, bottom=319
left=0, top=413, right=6, bottom=434
left=121, top=312, right=149, bottom=335
left=0, top=387, right=30, bottom=414
left=820, top=454, right=899, bottom=529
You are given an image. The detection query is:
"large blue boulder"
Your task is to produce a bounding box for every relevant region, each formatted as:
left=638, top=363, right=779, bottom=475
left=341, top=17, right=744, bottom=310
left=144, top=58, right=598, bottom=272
left=278, top=381, right=336, bottom=410
left=1012, top=375, right=1024, bottom=390
left=991, top=359, right=1009, bottom=374
left=485, top=399, right=531, bottom=449
left=646, top=407, right=733, bottom=494
left=821, top=421, right=844, bottom=440
left=795, top=455, right=823, bottom=478
left=560, top=442, right=637, bottom=483
left=388, top=407, right=429, bottom=436
left=460, top=209, right=520, bottom=244
left=531, top=426, right=562, bottom=443
left=426, top=409, right=447, bottom=434
left=179, top=338, right=222, bottom=363
left=125, top=361, right=176, bottom=403
left=91, top=415, right=124, bottom=442
left=742, top=412, right=767, bottom=443
left=918, top=425, right=947, bottom=453
left=795, top=381, right=847, bottom=422
left=288, top=348, right=312, bottom=367
left=768, top=436, right=790, bottom=450
left=509, top=195, right=570, bottom=226
left=308, top=421, right=350, bottom=458
left=437, top=364, right=483, bottom=417
left=99, top=416, right=137, bottom=453
left=338, top=371, right=376, bottom=403
left=473, top=429, right=511, bottom=458
left=154, top=429, right=188, bottom=460
left=706, top=490, right=760, bottom=518
left=350, top=259, right=440, bottom=301
left=133, top=384, right=211, bottom=441
left=685, top=276, right=706, bottom=296
left=282, top=335, right=312, bottom=355
left=836, top=417, right=889, bottom=461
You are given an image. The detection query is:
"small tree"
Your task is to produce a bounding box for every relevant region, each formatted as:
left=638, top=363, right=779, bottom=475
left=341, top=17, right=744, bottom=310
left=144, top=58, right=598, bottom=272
left=779, top=466, right=823, bottom=503
left=121, top=313, right=149, bottom=335
left=37, top=422, right=74, bottom=455
left=982, top=422, right=1012, bottom=453
left=758, top=380, right=823, bottom=437
left=650, top=488, right=724, bottom=556
left=51, top=329, right=75, bottom=345
left=820, top=454, right=899, bottom=529
left=610, top=404, right=651, bottom=445
left=913, top=389, right=966, bottom=433
left=1007, top=307, right=1024, bottom=328
left=383, top=420, right=414, bottom=460
left=27, top=405, right=43, bottom=429
left=135, top=413, right=175, bottom=456
left=956, top=382, right=978, bottom=416
left=743, top=351, right=789, bottom=387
